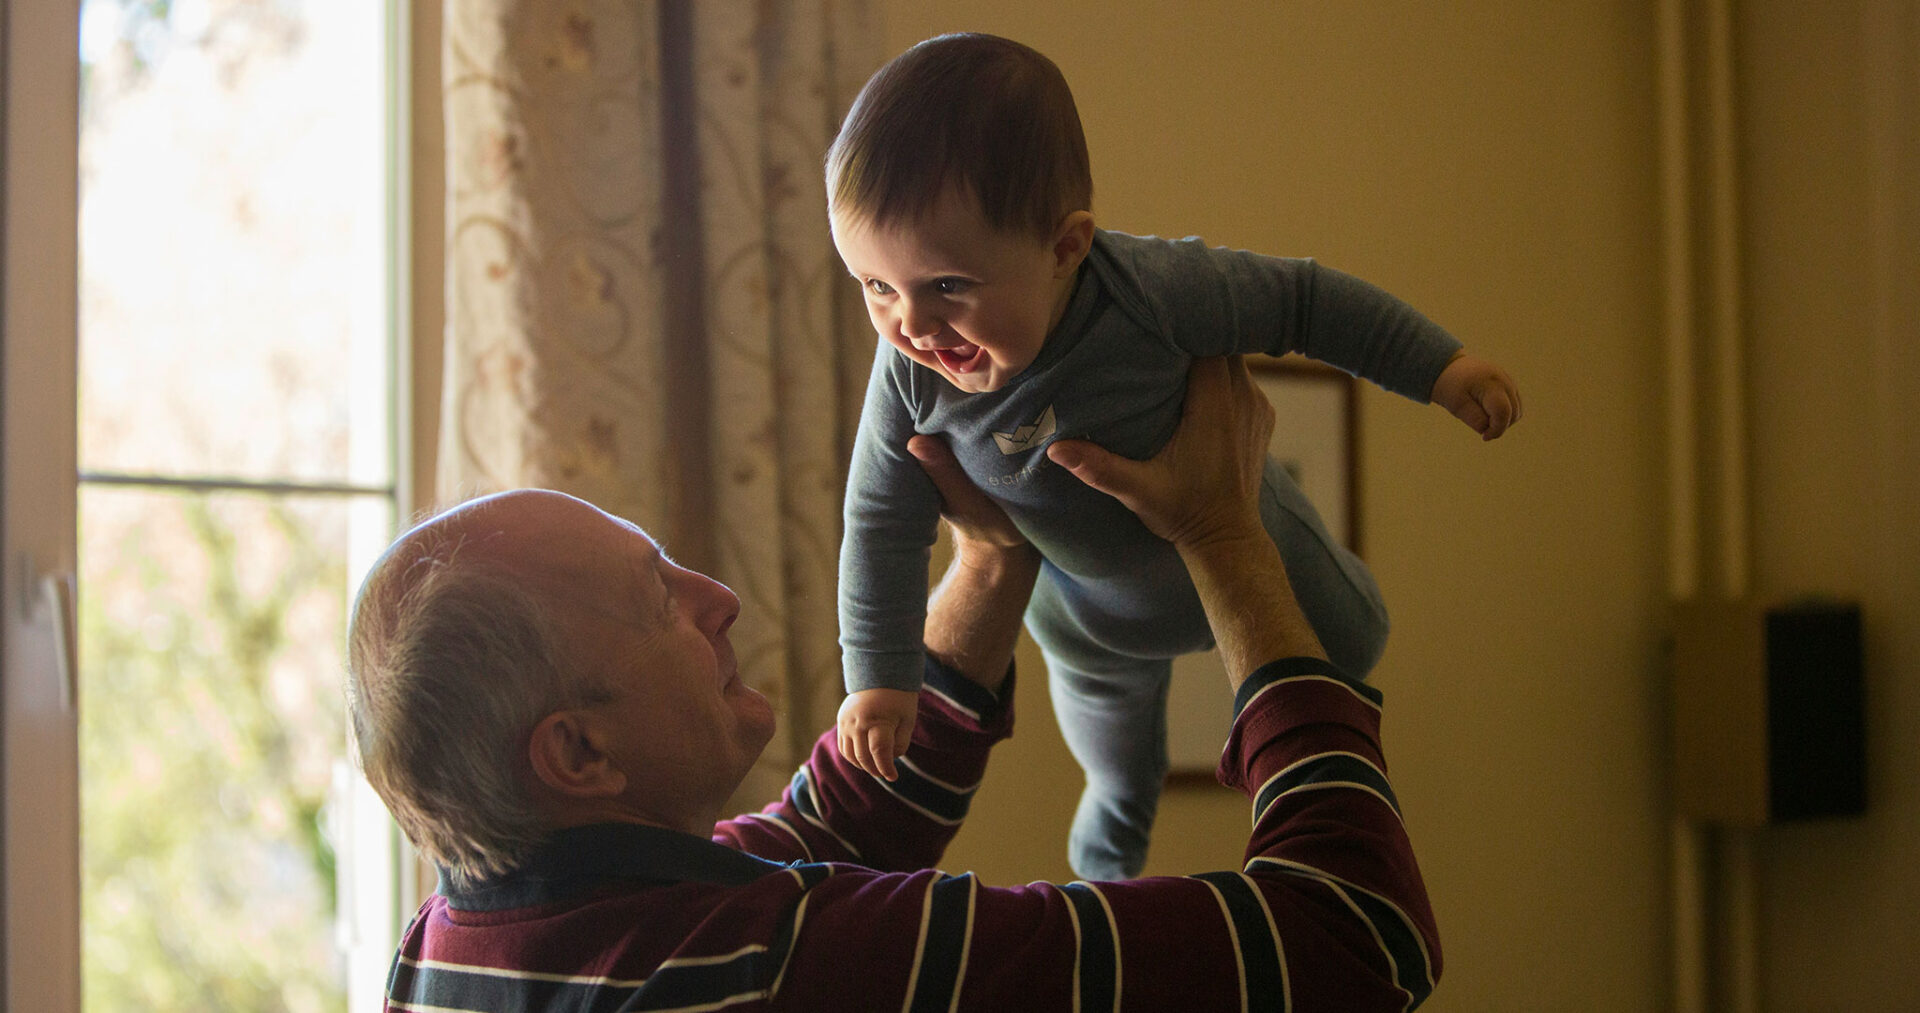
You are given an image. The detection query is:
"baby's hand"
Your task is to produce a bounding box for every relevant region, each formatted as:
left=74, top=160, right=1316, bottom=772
left=836, top=688, right=919, bottom=781
left=1431, top=353, right=1523, bottom=440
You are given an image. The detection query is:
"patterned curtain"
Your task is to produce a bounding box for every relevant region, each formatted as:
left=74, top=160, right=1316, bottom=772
left=439, top=0, right=880, bottom=809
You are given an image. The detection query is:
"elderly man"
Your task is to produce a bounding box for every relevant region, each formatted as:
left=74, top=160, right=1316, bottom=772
left=348, top=357, right=1439, bottom=1011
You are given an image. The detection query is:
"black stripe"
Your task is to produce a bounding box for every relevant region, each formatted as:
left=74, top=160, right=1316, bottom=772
left=390, top=960, right=639, bottom=1012
left=1192, top=872, right=1286, bottom=1012
left=392, top=947, right=786, bottom=1012
left=763, top=865, right=835, bottom=1003
left=1259, top=862, right=1434, bottom=1010
left=889, top=761, right=975, bottom=823
left=908, top=874, right=975, bottom=1012
left=1344, top=886, right=1433, bottom=1007
left=385, top=913, right=422, bottom=998
left=1233, top=657, right=1379, bottom=719
left=1060, top=882, right=1117, bottom=1013
left=789, top=768, right=820, bottom=820
left=1255, top=753, right=1400, bottom=821
left=787, top=766, right=864, bottom=857
left=630, top=949, right=774, bottom=1011
left=922, top=651, right=1007, bottom=721
left=788, top=862, right=833, bottom=889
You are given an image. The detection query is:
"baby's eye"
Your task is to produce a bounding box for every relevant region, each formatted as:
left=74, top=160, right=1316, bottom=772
left=933, top=278, right=970, bottom=296
left=864, top=278, right=894, bottom=296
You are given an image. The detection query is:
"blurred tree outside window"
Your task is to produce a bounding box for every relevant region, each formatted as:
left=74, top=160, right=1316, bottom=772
left=77, top=0, right=404, bottom=1009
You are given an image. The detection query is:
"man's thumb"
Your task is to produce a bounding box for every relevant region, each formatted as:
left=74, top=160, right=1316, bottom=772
left=1048, top=439, right=1121, bottom=493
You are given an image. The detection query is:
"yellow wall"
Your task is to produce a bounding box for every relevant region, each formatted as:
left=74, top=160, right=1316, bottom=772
left=879, top=3, right=1920, bottom=1010
left=1739, top=3, right=1920, bottom=1010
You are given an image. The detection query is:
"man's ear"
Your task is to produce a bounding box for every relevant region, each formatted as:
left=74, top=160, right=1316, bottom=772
left=1050, top=210, right=1096, bottom=278
left=527, top=710, right=627, bottom=799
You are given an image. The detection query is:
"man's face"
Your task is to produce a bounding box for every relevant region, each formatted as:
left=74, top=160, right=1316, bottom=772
left=831, top=186, right=1082, bottom=394
left=569, top=516, right=777, bottom=827
left=474, top=491, right=776, bottom=831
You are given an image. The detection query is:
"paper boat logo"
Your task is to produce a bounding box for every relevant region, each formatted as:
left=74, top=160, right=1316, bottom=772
left=992, top=404, right=1057, bottom=455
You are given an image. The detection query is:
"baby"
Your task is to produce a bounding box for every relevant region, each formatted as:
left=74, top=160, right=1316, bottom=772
left=829, top=33, right=1519, bottom=879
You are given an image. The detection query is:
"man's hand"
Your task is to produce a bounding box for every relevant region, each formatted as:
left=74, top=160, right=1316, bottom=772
left=1045, top=355, right=1275, bottom=551
left=838, top=688, right=919, bottom=782
left=908, top=434, right=1032, bottom=560
left=1430, top=352, right=1522, bottom=440
left=909, top=434, right=1039, bottom=697
left=1048, top=356, right=1324, bottom=686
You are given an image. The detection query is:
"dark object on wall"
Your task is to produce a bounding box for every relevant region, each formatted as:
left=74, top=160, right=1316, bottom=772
left=1672, top=598, right=1866, bottom=825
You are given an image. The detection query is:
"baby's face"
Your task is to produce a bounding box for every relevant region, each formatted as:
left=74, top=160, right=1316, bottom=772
left=831, top=187, right=1083, bottom=394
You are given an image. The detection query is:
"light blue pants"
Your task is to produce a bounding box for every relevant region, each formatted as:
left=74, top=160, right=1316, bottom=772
left=1025, top=457, right=1388, bottom=880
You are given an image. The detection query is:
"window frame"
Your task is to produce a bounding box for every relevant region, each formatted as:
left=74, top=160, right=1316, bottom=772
left=3, top=0, right=84, bottom=1005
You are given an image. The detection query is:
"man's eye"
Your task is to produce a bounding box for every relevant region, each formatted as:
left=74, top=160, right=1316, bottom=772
left=865, top=278, right=894, bottom=296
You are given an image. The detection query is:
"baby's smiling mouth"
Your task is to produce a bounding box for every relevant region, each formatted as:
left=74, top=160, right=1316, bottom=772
left=933, top=342, right=987, bottom=375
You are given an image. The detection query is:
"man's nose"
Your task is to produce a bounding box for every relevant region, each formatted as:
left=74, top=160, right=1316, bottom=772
left=695, top=572, right=741, bottom=637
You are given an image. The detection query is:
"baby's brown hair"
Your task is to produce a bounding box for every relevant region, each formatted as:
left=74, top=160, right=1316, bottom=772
left=826, top=33, right=1092, bottom=239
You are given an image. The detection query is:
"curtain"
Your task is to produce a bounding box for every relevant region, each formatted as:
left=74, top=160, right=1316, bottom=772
left=440, top=0, right=880, bottom=809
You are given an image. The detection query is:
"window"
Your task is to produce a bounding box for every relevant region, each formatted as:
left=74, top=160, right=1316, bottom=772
left=75, top=0, right=408, bottom=1007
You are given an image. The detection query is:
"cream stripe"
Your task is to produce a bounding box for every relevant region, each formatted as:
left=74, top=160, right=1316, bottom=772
left=1262, top=750, right=1384, bottom=786
left=740, top=811, right=813, bottom=861
left=399, top=954, right=648, bottom=988
left=656, top=943, right=770, bottom=971
left=639, top=993, right=768, bottom=1013
left=796, top=806, right=863, bottom=859
left=400, top=948, right=774, bottom=1013
left=795, top=764, right=864, bottom=859
left=1237, top=674, right=1381, bottom=718
left=925, top=682, right=982, bottom=723
left=767, top=890, right=815, bottom=1001
left=876, top=779, right=967, bottom=827
left=1250, top=750, right=1394, bottom=828
left=895, top=755, right=981, bottom=794
left=1254, top=781, right=1401, bottom=829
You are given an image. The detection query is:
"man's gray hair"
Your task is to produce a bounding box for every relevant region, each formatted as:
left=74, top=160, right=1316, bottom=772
left=346, top=533, right=602, bottom=888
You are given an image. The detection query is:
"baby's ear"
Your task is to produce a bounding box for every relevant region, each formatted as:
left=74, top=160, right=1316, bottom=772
left=1050, top=210, right=1096, bottom=277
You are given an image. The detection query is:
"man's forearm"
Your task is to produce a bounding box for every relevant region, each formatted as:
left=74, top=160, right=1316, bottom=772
left=1178, top=524, right=1328, bottom=690
left=921, top=539, right=1041, bottom=696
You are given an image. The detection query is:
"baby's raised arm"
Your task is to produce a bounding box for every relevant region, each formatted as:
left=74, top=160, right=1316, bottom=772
left=838, top=432, right=1038, bottom=783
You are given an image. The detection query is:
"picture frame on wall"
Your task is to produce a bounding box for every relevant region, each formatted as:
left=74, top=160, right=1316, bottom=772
left=1164, top=355, right=1361, bottom=780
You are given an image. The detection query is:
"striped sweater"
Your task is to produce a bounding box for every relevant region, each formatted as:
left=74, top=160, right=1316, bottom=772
left=386, top=654, right=1440, bottom=1011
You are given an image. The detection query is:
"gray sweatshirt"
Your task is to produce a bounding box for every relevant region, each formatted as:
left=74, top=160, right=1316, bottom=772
left=838, top=229, right=1463, bottom=694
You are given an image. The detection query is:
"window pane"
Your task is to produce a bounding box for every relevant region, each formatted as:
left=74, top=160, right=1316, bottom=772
left=79, top=0, right=390, bottom=486
left=75, top=1, right=402, bottom=1009
left=79, top=486, right=378, bottom=1010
